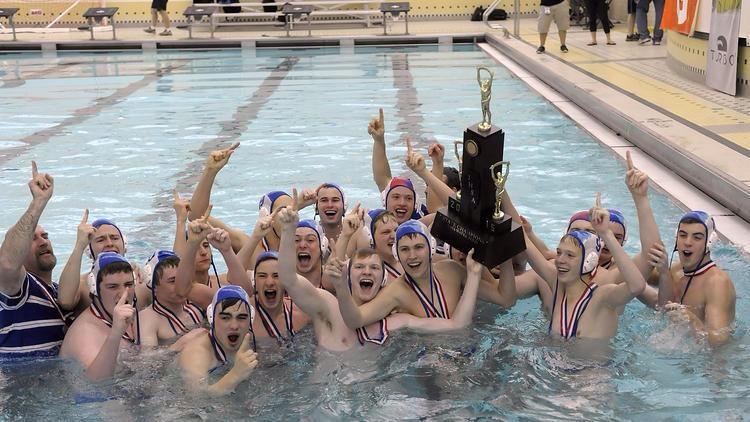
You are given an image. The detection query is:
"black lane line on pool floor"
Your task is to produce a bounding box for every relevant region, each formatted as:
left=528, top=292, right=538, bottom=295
left=0, top=60, right=191, bottom=166
left=137, top=56, right=300, bottom=228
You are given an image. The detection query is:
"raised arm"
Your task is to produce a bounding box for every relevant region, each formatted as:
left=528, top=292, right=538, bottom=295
left=335, top=204, right=364, bottom=262
left=405, top=138, right=454, bottom=207
left=520, top=215, right=554, bottom=260
left=477, top=258, right=517, bottom=308
left=625, top=151, right=662, bottom=277
left=277, top=203, right=331, bottom=319
left=175, top=212, right=214, bottom=308
left=369, top=108, right=392, bottom=191
left=58, top=209, right=95, bottom=311
left=330, top=260, right=400, bottom=329
left=0, top=162, right=53, bottom=295
left=236, top=208, right=277, bottom=270
left=188, top=143, right=239, bottom=221
left=591, top=202, right=646, bottom=308
left=208, top=228, right=253, bottom=295
left=173, top=190, right=190, bottom=259
left=426, top=143, right=446, bottom=213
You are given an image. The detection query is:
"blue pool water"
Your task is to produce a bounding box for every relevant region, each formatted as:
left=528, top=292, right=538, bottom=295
left=0, top=45, right=748, bottom=420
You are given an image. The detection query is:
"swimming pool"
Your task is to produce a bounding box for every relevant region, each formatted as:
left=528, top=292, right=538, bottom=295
left=0, top=45, right=748, bottom=420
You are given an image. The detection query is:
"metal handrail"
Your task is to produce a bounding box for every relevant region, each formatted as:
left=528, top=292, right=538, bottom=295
left=482, top=0, right=518, bottom=38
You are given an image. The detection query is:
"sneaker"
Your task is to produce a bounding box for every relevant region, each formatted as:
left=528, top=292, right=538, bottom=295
left=653, top=38, right=662, bottom=45
left=159, top=29, right=172, bottom=36
left=625, top=34, right=639, bottom=41
left=639, top=36, right=652, bottom=45
left=143, top=27, right=156, bottom=34
left=536, top=45, right=545, bottom=54
left=560, top=44, right=568, bottom=53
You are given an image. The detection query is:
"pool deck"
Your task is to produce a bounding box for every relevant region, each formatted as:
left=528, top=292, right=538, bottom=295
left=2, top=18, right=749, bottom=253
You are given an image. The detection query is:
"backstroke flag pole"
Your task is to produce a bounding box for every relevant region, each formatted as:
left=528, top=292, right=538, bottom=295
left=705, top=0, right=741, bottom=96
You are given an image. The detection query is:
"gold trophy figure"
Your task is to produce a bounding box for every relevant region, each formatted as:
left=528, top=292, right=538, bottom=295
left=453, top=140, right=463, bottom=173
left=489, top=161, right=510, bottom=221
left=477, top=66, right=494, bottom=132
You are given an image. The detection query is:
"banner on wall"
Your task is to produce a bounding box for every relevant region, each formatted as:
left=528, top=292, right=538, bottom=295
left=661, top=0, right=700, bottom=35
left=705, top=0, right=742, bottom=96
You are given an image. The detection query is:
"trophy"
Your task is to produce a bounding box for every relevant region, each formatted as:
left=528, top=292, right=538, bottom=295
left=430, top=67, right=526, bottom=268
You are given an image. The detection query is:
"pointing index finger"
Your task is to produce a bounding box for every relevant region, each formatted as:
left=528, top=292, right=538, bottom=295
left=202, top=204, right=213, bottom=221
left=228, top=142, right=240, bottom=152
left=595, top=192, right=601, bottom=208
left=378, top=108, right=384, bottom=124
left=406, top=137, right=413, bottom=155
left=291, top=188, right=299, bottom=211
left=31, top=161, right=38, bottom=178
left=626, top=150, right=634, bottom=170
left=81, top=208, right=89, bottom=224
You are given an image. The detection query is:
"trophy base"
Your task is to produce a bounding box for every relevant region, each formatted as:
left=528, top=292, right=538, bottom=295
left=431, top=201, right=526, bottom=269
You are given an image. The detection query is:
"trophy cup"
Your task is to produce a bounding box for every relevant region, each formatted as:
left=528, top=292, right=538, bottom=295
left=430, top=67, right=526, bottom=268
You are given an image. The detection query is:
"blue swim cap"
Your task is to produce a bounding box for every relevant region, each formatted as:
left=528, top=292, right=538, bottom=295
left=208, top=285, right=253, bottom=326
left=297, top=219, right=330, bottom=261
left=89, top=251, right=131, bottom=296
left=259, top=191, right=291, bottom=215
left=89, top=218, right=126, bottom=259
left=608, top=208, right=627, bottom=243
left=253, top=250, right=279, bottom=279
left=677, top=210, right=718, bottom=252
left=393, top=220, right=435, bottom=262
left=144, top=250, right=179, bottom=288
left=364, top=208, right=387, bottom=247
left=565, top=230, right=602, bottom=275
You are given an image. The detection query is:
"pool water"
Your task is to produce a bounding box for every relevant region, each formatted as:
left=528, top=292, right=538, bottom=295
left=0, top=45, right=748, bottom=420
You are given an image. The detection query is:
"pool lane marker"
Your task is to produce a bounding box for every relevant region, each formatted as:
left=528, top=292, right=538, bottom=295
left=0, top=61, right=190, bottom=166
left=138, top=56, right=300, bottom=227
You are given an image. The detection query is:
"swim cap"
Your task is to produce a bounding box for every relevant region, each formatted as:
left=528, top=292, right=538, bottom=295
left=393, top=220, right=436, bottom=261
left=315, top=183, right=346, bottom=215
left=381, top=177, right=425, bottom=220
left=259, top=191, right=291, bottom=215
left=608, top=208, right=627, bottom=244
left=88, top=218, right=127, bottom=259
left=364, top=208, right=387, bottom=247
left=143, top=250, right=179, bottom=288
left=207, top=285, right=254, bottom=326
left=297, top=219, right=330, bottom=262
left=252, top=250, right=279, bottom=289
left=565, top=230, right=602, bottom=276
left=566, top=210, right=590, bottom=233
left=89, top=251, right=131, bottom=296
left=677, top=211, right=718, bottom=253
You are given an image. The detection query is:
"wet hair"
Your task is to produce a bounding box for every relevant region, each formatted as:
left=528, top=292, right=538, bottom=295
left=372, top=210, right=397, bottom=233
left=560, top=234, right=582, bottom=251
left=152, top=256, right=181, bottom=286
left=96, top=260, right=133, bottom=286
left=219, top=297, right=242, bottom=312
left=443, top=166, right=461, bottom=191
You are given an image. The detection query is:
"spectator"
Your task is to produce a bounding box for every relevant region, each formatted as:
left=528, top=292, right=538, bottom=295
left=536, top=0, right=570, bottom=53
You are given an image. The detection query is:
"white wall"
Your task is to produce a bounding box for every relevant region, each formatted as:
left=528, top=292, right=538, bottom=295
left=692, top=0, right=750, bottom=37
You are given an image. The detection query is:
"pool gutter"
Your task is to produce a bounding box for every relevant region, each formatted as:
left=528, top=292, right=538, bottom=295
left=479, top=35, right=750, bottom=254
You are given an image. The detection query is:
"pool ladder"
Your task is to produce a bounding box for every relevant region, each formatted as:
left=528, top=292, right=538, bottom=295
left=483, top=0, right=520, bottom=38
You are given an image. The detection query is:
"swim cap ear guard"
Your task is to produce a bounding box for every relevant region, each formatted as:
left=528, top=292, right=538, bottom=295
left=608, top=208, right=628, bottom=245
left=297, top=219, right=330, bottom=263
left=144, top=250, right=179, bottom=289
left=314, top=183, right=346, bottom=218
left=673, top=211, right=719, bottom=255
left=87, top=218, right=128, bottom=261
left=89, top=251, right=131, bottom=297
left=566, top=230, right=602, bottom=276
left=207, top=285, right=255, bottom=326
left=392, top=220, right=436, bottom=263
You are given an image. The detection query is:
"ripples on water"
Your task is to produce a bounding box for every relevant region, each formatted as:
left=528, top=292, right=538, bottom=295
left=0, top=46, right=748, bottom=419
